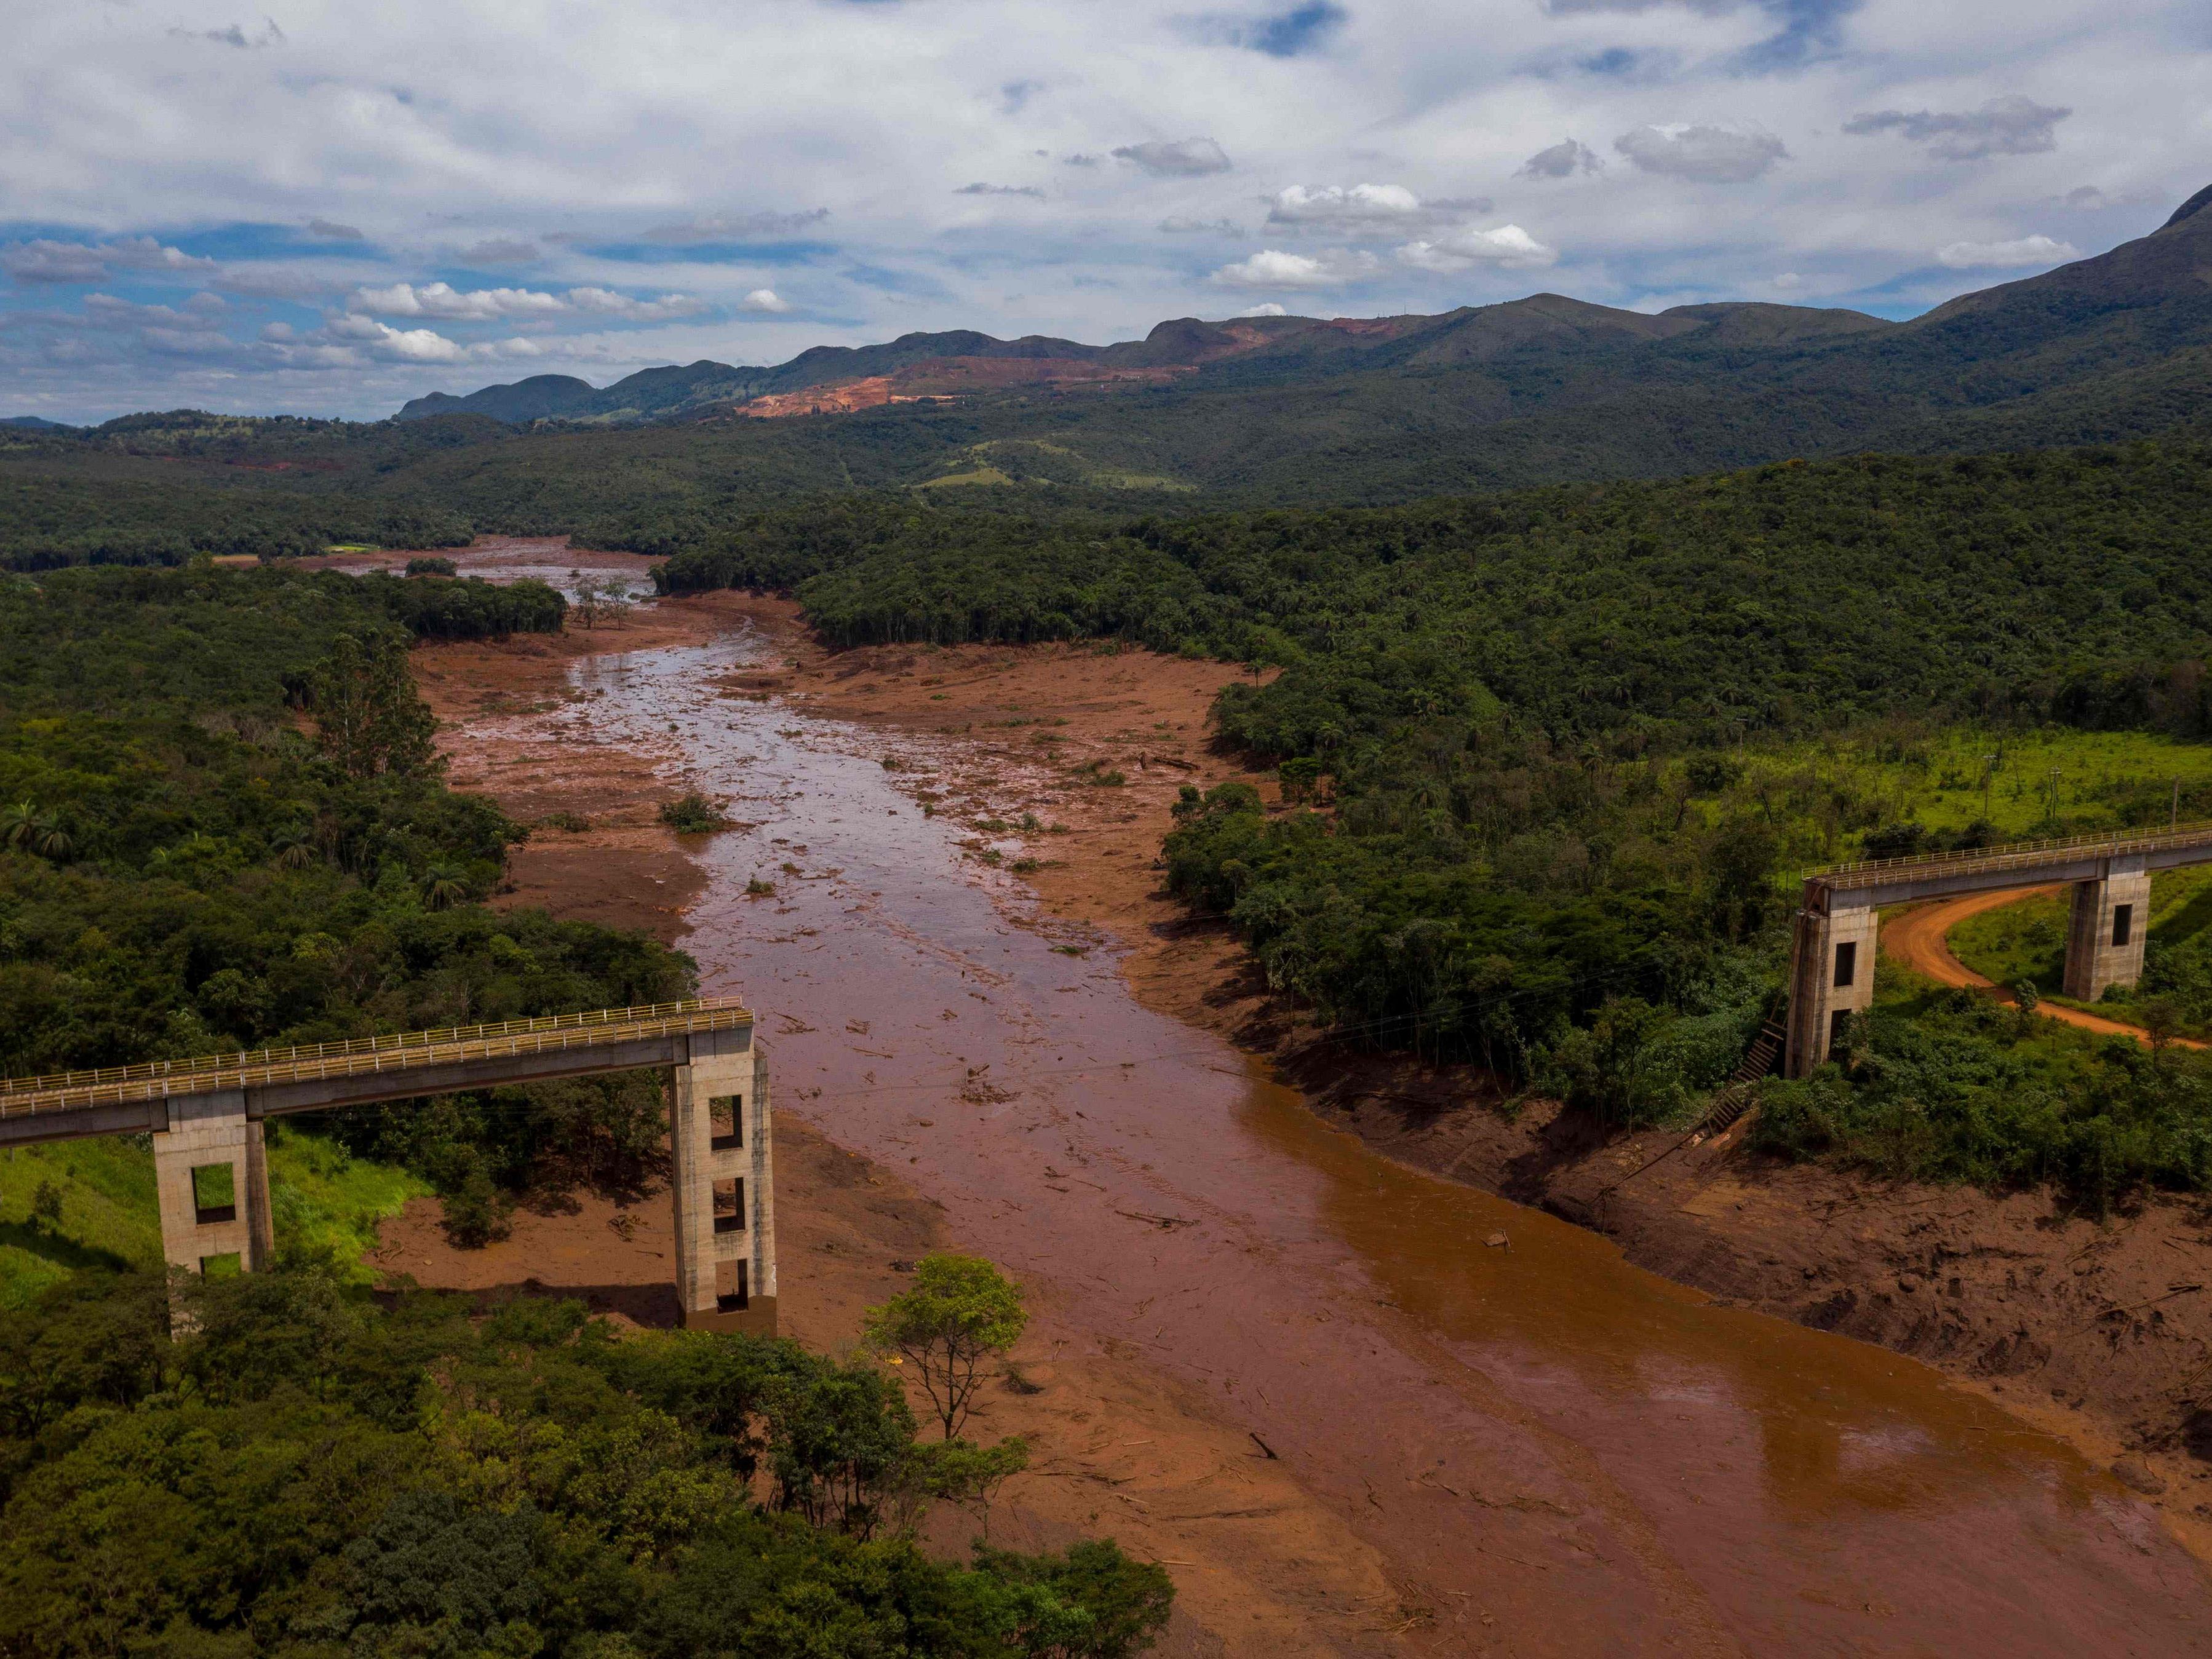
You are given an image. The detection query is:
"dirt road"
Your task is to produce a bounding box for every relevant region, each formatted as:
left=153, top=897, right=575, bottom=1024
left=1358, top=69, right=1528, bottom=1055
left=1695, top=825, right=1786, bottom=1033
left=1879, top=885, right=2206, bottom=1047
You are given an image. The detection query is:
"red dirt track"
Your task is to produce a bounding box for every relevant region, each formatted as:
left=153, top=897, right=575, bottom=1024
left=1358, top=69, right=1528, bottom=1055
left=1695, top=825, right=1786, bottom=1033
left=1879, top=884, right=2206, bottom=1047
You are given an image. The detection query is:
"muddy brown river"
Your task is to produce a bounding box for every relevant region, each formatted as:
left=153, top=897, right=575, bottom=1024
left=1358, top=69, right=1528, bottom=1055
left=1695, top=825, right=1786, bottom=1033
left=463, top=601, right=2212, bottom=1655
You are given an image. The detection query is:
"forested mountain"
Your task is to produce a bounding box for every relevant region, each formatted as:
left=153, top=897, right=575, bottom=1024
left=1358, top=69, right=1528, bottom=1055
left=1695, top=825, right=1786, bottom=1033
left=373, top=185, right=2212, bottom=503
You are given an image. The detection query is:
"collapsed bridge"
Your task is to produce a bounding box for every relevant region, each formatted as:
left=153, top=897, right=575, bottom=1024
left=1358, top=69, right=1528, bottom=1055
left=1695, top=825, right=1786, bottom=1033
left=1786, top=822, right=2212, bottom=1078
left=0, top=998, right=776, bottom=1332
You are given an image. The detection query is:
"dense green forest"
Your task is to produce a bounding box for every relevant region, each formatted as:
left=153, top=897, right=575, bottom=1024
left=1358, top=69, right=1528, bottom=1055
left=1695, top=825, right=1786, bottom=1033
left=0, top=1270, right=1169, bottom=1658
left=0, top=562, right=671, bottom=1217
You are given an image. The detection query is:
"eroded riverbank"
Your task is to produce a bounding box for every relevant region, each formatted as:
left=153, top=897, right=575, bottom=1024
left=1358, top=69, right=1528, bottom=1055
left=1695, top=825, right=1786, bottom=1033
left=399, top=543, right=2212, bottom=1654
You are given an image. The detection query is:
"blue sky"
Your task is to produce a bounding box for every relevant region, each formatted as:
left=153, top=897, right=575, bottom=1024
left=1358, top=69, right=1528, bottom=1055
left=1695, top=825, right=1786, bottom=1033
left=1, top=0, right=2205, bottom=422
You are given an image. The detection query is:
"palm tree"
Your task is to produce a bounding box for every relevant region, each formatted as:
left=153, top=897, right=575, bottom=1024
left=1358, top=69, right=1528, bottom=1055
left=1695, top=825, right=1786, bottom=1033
left=421, top=862, right=469, bottom=910
left=270, top=829, right=315, bottom=870
left=1, top=801, right=35, bottom=852
left=29, top=814, right=70, bottom=860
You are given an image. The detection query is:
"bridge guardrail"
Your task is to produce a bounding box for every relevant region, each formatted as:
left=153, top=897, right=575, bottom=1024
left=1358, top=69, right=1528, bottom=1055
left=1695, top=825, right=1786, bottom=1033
left=0, top=997, right=752, bottom=1119
left=1808, top=821, right=2212, bottom=890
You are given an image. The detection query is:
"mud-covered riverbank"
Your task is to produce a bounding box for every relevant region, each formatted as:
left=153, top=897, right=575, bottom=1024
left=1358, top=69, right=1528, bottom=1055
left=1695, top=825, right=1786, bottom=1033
left=394, top=541, right=2212, bottom=1653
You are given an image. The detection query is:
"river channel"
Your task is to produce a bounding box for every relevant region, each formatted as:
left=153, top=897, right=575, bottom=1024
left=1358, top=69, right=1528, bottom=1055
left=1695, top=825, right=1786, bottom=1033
left=453, top=579, right=2212, bottom=1655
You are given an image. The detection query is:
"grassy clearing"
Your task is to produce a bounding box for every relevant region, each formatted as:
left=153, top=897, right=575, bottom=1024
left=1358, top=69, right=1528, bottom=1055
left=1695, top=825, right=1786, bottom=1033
left=0, top=1126, right=429, bottom=1307
left=1694, top=723, right=2212, bottom=873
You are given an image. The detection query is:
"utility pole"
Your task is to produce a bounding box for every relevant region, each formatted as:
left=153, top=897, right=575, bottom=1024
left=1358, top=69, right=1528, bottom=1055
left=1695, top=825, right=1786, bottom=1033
left=1982, top=752, right=1997, bottom=822
left=2047, top=768, right=2062, bottom=824
left=2174, top=777, right=2182, bottom=829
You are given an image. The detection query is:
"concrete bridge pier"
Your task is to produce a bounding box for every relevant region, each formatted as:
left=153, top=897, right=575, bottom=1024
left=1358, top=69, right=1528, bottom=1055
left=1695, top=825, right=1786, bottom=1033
left=2063, top=854, right=2151, bottom=1002
left=153, top=1089, right=274, bottom=1289
left=1784, top=891, right=1878, bottom=1079
left=669, top=1028, right=777, bottom=1335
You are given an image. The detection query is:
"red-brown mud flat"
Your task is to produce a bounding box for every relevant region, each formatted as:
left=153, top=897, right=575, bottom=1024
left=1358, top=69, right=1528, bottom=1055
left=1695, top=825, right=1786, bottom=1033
left=391, top=540, right=2212, bottom=1653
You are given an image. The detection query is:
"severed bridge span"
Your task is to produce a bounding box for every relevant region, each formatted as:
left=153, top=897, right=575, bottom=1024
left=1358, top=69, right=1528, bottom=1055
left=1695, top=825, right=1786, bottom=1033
left=0, top=998, right=777, bottom=1332
left=1786, top=822, right=2212, bottom=1079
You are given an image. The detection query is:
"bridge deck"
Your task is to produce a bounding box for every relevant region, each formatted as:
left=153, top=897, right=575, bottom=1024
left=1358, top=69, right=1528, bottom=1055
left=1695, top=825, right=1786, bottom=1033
left=1805, top=822, right=2212, bottom=909
left=0, top=998, right=752, bottom=1146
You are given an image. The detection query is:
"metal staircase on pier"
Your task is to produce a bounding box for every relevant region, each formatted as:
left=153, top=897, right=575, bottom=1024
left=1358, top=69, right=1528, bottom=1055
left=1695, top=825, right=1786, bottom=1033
left=1695, top=1018, right=1787, bottom=1138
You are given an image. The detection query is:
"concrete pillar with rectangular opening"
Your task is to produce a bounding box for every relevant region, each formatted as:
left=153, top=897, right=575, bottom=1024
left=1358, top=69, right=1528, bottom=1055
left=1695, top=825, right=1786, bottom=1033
left=669, top=1028, right=777, bottom=1334
left=153, top=1089, right=274, bottom=1284
left=1784, top=887, right=1879, bottom=1079
left=2063, top=853, right=2152, bottom=1003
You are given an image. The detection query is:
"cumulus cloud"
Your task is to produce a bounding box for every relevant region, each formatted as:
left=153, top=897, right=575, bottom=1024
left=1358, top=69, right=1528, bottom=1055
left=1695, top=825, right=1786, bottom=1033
left=1519, top=140, right=1602, bottom=180
left=739, top=288, right=791, bottom=312
left=1267, top=183, right=1416, bottom=227
left=1160, top=216, right=1245, bottom=236
left=1844, top=95, right=2069, bottom=161
left=1236, top=302, right=1289, bottom=316
left=2, top=238, right=218, bottom=284
left=1208, top=247, right=1379, bottom=288
left=1184, top=2, right=1348, bottom=57
left=1396, top=223, right=1558, bottom=273
left=322, top=311, right=544, bottom=362
left=1114, top=138, right=1233, bottom=177
left=306, top=218, right=364, bottom=241
left=1935, top=233, right=2079, bottom=268
left=352, top=281, right=567, bottom=320
left=955, top=182, right=1047, bottom=199
left=1614, top=124, right=1788, bottom=183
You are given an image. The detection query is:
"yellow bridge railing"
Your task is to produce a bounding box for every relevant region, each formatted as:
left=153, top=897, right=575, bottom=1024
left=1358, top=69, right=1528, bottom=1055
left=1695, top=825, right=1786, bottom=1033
left=0, top=997, right=752, bottom=1120
left=1811, top=821, right=2212, bottom=889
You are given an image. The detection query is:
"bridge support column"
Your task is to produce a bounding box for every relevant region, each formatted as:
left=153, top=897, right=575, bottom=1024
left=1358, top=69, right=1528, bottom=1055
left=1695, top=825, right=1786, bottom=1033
left=669, top=1028, right=776, bottom=1335
left=153, top=1089, right=274, bottom=1303
left=2063, top=854, right=2151, bottom=1003
left=1784, top=890, right=1878, bottom=1079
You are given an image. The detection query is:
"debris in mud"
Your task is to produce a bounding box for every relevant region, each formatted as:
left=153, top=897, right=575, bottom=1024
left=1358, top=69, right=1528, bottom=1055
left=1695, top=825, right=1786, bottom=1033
left=1116, top=1209, right=1197, bottom=1231
left=1486, top=1231, right=1511, bottom=1251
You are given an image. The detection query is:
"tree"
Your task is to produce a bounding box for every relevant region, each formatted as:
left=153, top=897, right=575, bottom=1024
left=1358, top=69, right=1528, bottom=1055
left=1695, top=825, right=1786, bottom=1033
left=863, top=1253, right=1027, bottom=1440
left=309, top=632, right=439, bottom=780
left=421, top=862, right=469, bottom=910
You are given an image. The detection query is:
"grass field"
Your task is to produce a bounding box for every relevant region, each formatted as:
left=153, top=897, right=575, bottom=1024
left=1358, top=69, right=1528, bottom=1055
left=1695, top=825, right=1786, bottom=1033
left=0, top=1124, right=430, bottom=1307
left=1943, top=865, right=2212, bottom=1014
left=1693, top=725, right=2212, bottom=874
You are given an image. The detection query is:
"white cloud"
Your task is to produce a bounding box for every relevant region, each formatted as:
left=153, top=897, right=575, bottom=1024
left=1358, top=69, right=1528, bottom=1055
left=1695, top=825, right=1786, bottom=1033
left=351, top=281, right=567, bottom=320
left=1396, top=223, right=1558, bottom=273
left=349, top=281, right=701, bottom=321
left=1113, top=138, right=1233, bottom=177
left=1615, top=124, right=1788, bottom=183
left=1236, top=302, right=1288, bottom=316
left=1208, top=248, right=1379, bottom=288
left=1160, top=217, right=1244, bottom=236
left=739, top=288, right=791, bottom=312
left=1845, top=96, right=2069, bottom=162
left=1771, top=271, right=1804, bottom=290
left=1266, top=183, right=1422, bottom=226
left=1935, top=234, right=2080, bottom=269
